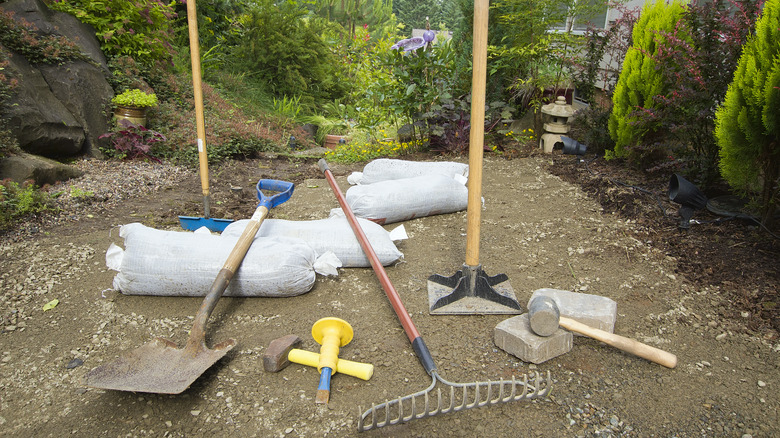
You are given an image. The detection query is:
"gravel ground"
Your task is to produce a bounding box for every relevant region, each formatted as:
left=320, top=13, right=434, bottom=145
left=0, top=155, right=777, bottom=437
left=4, top=159, right=193, bottom=242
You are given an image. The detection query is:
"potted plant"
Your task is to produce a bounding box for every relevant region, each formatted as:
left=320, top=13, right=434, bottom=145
left=300, top=114, right=351, bottom=149
left=111, top=89, right=158, bottom=127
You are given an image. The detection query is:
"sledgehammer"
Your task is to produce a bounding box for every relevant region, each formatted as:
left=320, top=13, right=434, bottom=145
left=528, top=296, right=678, bottom=368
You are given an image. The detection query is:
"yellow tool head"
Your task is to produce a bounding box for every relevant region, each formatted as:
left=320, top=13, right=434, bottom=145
left=312, top=317, right=354, bottom=347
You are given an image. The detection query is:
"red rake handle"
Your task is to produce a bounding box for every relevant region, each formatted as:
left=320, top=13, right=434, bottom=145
left=318, top=160, right=437, bottom=375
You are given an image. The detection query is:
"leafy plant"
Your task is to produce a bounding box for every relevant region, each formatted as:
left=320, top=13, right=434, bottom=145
left=638, top=0, right=763, bottom=185
left=69, top=187, right=95, bottom=199
left=0, top=10, right=85, bottom=65
left=298, top=114, right=352, bottom=144
left=228, top=0, right=348, bottom=106
left=423, top=95, right=514, bottom=154
left=272, top=95, right=304, bottom=121
left=379, top=39, right=458, bottom=142
left=715, top=0, right=780, bottom=225
left=99, top=119, right=165, bottom=161
left=111, top=89, right=158, bottom=108
left=569, top=103, right=615, bottom=156
left=0, top=179, right=54, bottom=230
left=608, top=0, right=688, bottom=164
left=48, top=0, right=177, bottom=68
left=325, top=136, right=425, bottom=163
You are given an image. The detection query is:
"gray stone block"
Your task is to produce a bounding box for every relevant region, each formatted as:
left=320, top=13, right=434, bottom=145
left=529, top=288, right=617, bottom=334
left=494, top=314, right=572, bottom=364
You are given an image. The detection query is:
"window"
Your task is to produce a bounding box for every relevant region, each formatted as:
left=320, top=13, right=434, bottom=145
left=550, top=0, right=610, bottom=34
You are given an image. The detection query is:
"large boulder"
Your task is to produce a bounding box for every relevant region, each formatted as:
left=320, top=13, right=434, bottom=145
left=0, top=0, right=113, bottom=158
left=4, top=52, right=86, bottom=157
left=0, top=152, right=83, bottom=186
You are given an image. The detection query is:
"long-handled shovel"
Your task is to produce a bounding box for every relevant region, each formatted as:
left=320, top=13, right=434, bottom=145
left=84, top=179, right=294, bottom=394
left=427, top=0, right=522, bottom=315
left=318, top=160, right=550, bottom=431
left=177, top=0, right=233, bottom=232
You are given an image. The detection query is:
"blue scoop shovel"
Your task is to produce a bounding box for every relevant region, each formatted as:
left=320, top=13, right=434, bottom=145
left=84, top=179, right=294, bottom=394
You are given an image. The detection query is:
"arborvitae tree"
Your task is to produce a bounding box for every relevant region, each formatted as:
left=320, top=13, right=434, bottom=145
left=608, top=0, right=688, bottom=161
left=715, top=0, right=780, bottom=224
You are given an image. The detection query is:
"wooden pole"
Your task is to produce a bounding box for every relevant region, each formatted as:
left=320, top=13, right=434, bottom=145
left=465, top=0, right=489, bottom=267
left=186, top=0, right=210, bottom=217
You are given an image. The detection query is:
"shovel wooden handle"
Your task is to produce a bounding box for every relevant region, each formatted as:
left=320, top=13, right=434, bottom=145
left=186, top=205, right=268, bottom=352
left=559, top=317, right=678, bottom=369
left=186, top=0, right=210, bottom=215
left=465, top=0, right=490, bottom=267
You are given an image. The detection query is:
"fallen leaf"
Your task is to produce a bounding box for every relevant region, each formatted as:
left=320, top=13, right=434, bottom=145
left=43, top=299, right=59, bottom=311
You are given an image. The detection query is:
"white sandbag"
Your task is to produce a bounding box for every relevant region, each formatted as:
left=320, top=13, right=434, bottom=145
left=345, top=174, right=468, bottom=224
left=108, top=223, right=332, bottom=297
left=353, top=158, right=469, bottom=185
left=222, top=217, right=405, bottom=267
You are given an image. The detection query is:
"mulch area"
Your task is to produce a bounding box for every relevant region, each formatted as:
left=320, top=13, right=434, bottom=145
left=545, top=153, right=780, bottom=337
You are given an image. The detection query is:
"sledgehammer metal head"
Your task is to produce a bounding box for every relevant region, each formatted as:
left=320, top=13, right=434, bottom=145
left=263, top=334, right=303, bottom=372
left=527, top=296, right=560, bottom=337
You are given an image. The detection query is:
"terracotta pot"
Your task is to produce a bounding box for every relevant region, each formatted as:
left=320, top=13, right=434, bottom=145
left=324, top=134, right=346, bottom=149
left=113, top=106, right=147, bottom=127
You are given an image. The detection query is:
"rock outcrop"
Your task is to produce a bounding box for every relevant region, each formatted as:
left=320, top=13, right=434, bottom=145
left=0, top=0, right=115, bottom=184
left=0, top=152, right=83, bottom=185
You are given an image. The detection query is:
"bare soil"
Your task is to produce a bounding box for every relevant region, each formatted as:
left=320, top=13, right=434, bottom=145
left=1, top=152, right=778, bottom=437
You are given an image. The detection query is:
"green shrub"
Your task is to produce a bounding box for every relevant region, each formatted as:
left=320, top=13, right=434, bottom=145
left=0, top=10, right=85, bottom=64
left=569, top=104, right=615, bottom=156
left=608, top=0, right=688, bottom=163
left=228, top=0, right=348, bottom=106
left=48, top=0, right=177, bottom=68
left=111, top=89, right=158, bottom=108
left=715, top=0, right=780, bottom=225
left=0, top=179, right=54, bottom=230
left=325, top=137, right=426, bottom=163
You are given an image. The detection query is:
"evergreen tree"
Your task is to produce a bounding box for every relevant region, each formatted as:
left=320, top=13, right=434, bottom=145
left=393, top=0, right=442, bottom=31
left=608, top=0, right=688, bottom=161
left=715, top=0, right=780, bottom=224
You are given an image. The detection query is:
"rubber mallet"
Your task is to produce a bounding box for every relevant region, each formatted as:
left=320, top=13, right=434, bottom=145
left=527, top=296, right=678, bottom=368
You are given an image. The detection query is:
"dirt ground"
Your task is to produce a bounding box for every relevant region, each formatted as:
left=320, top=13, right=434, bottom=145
left=1, top=152, right=778, bottom=437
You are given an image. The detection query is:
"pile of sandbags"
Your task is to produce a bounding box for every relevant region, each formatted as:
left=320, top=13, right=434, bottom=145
left=106, top=223, right=340, bottom=297
left=221, top=217, right=406, bottom=267
left=105, top=159, right=467, bottom=297
left=344, top=159, right=469, bottom=224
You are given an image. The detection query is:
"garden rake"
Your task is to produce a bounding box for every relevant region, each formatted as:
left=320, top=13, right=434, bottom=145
left=318, top=159, right=552, bottom=432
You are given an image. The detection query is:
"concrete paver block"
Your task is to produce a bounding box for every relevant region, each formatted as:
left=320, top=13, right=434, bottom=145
left=529, top=288, right=617, bottom=334
left=494, top=314, right=573, bottom=364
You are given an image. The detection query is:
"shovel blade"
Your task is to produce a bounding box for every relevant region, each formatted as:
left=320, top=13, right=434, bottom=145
left=83, top=337, right=236, bottom=394
left=178, top=216, right=235, bottom=232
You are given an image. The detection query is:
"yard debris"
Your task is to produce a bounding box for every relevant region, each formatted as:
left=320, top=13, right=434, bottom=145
left=42, top=299, right=58, bottom=311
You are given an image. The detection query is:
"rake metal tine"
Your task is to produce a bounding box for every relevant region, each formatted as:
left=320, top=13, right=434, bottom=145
left=465, top=382, right=477, bottom=410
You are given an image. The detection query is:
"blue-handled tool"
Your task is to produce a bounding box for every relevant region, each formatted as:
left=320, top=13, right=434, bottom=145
left=85, top=179, right=294, bottom=394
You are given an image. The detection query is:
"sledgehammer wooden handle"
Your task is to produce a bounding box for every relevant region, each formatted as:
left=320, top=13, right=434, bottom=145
left=559, top=317, right=678, bottom=369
